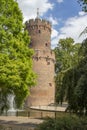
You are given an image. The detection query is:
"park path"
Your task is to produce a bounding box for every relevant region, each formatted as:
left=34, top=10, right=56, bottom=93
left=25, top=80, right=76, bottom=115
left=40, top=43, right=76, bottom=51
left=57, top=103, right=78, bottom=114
left=0, top=116, right=43, bottom=126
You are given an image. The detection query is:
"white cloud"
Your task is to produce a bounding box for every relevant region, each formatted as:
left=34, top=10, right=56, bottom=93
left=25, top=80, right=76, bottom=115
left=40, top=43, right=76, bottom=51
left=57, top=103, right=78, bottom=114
left=57, top=0, right=63, bottom=3
left=51, top=28, right=59, bottom=39
left=78, top=11, right=86, bottom=16
left=17, top=0, right=54, bottom=22
left=51, top=13, right=87, bottom=48
left=51, top=28, right=59, bottom=48
left=58, top=14, right=87, bottom=43
left=48, top=16, right=58, bottom=25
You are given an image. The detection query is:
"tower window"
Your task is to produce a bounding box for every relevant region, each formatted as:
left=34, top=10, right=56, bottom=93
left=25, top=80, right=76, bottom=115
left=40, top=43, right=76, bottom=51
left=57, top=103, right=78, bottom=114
left=47, top=61, right=50, bottom=65
left=38, top=30, right=41, bottom=33
left=45, top=43, right=48, bottom=47
left=49, top=83, right=52, bottom=86
left=29, top=42, right=32, bottom=47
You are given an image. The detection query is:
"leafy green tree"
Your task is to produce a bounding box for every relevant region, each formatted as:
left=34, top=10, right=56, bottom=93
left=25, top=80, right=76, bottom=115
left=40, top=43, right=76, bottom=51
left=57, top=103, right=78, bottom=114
left=55, top=38, right=80, bottom=72
left=0, top=0, right=36, bottom=112
left=78, top=0, right=87, bottom=12
left=58, top=38, right=87, bottom=115
left=54, top=37, right=81, bottom=103
left=78, top=0, right=87, bottom=35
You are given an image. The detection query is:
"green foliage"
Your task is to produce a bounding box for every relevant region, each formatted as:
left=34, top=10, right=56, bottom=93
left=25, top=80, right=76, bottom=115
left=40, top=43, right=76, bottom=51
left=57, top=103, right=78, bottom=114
left=0, top=0, right=36, bottom=112
left=80, top=27, right=87, bottom=36
left=37, top=116, right=87, bottom=130
left=54, top=37, right=81, bottom=103
left=77, top=0, right=87, bottom=37
left=55, top=38, right=80, bottom=73
left=78, top=0, right=87, bottom=12
left=58, top=39, right=87, bottom=115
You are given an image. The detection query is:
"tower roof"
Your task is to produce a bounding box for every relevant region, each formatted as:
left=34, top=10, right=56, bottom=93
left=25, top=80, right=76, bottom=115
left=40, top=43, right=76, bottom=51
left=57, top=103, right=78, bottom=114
left=25, top=8, right=51, bottom=28
left=36, top=8, right=39, bottom=19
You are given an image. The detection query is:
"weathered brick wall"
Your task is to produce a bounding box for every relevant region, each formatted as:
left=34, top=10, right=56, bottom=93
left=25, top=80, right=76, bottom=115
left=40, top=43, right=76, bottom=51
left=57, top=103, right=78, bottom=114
left=25, top=18, right=55, bottom=106
left=25, top=18, right=51, bottom=50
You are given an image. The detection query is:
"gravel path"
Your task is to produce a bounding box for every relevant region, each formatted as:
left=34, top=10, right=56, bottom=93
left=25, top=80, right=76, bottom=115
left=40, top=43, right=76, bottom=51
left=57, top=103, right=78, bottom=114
left=0, top=116, right=43, bottom=126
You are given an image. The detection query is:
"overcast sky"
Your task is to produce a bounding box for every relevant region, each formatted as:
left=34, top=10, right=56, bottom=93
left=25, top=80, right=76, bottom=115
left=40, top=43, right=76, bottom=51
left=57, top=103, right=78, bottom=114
left=17, top=0, right=87, bottom=48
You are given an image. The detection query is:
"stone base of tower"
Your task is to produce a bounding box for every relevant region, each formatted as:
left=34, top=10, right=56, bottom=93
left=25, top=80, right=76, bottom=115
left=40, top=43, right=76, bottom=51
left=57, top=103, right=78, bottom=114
left=26, top=87, right=55, bottom=106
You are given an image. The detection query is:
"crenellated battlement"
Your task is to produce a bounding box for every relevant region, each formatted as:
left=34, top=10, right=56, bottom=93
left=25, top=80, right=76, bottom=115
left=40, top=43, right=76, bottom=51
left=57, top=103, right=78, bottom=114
left=25, top=18, right=51, bottom=32
left=26, top=18, right=51, bottom=26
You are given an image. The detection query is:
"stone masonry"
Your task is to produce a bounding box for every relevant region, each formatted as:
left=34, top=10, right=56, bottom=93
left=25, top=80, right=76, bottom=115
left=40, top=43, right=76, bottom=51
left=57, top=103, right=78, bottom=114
left=25, top=17, right=55, bottom=106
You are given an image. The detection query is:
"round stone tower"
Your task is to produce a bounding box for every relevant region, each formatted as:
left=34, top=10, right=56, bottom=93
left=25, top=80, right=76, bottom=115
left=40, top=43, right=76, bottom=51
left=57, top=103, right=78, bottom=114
left=25, top=15, right=55, bottom=106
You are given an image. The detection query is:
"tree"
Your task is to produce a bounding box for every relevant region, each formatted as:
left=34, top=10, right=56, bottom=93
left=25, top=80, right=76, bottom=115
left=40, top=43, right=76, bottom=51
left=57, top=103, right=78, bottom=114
left=0, top=0, right=36, bottom=112
left=78, top=0, right=87, bottom=35
left=55, top=38, right=80, bottom=73
left=37, top=116, right=87, bottom=130
left=78, top=0, right=87, bottom=12
left=54, top=37, right=81, bottom=103
left=58, top=39, right=87, bottom=115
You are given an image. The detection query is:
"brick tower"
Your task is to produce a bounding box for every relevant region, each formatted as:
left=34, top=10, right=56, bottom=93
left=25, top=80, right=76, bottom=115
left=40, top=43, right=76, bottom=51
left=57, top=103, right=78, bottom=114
left=25, top=11, right=55, bottom=106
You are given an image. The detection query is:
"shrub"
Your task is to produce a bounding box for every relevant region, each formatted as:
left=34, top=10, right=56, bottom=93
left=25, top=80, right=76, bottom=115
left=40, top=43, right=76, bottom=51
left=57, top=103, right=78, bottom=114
left=36, top=116, right=87, bottom=130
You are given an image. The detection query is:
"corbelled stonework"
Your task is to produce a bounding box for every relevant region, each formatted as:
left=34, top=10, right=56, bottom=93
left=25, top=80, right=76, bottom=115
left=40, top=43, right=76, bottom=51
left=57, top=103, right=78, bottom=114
left=25, top=17, right=55, bottom=106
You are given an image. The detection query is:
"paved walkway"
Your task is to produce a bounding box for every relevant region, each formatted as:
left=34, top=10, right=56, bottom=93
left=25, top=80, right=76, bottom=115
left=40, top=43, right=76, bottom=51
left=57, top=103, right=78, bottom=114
left=0, top=105, right=67, bottom=129
left=0, top=116, right=43, bottom=126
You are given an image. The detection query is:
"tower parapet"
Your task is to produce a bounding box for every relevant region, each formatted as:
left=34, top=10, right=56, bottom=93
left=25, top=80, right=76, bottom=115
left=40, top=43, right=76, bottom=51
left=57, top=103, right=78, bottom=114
left=25, top=18, right=51, bottom=50
left=25, top=18, right=51, bottom=32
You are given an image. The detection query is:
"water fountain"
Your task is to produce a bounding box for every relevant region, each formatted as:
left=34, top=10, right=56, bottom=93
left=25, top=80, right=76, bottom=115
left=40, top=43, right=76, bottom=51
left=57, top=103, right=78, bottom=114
left=7, top=94, right=17, bottom=116
left=7, top=94, right=25, bottom=116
